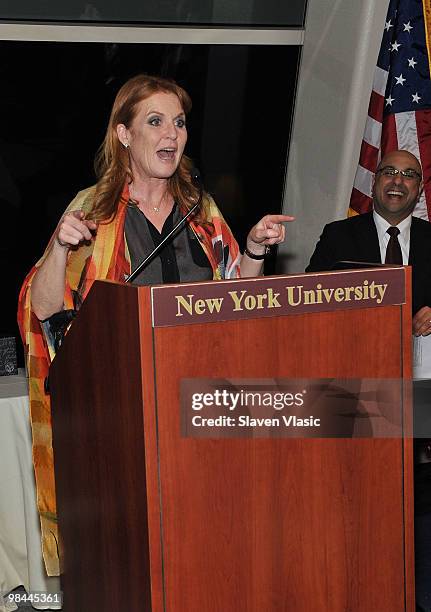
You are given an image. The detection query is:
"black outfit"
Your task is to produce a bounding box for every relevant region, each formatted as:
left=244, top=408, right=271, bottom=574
left=305, top=211, right=431, bottom=315
left=125, top=202, right=212, bottom=285
left=307, top=211, right=431, bottom=612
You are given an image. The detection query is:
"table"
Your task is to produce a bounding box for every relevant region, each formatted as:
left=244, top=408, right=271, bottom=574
left=0, top=371, right=61, bottom=611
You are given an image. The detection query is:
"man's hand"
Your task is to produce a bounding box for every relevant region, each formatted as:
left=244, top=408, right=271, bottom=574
left=413, top=306, right=431, bottom=336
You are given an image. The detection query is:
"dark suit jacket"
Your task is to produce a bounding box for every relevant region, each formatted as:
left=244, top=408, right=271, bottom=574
left=306, top=212, right=431, bottom=314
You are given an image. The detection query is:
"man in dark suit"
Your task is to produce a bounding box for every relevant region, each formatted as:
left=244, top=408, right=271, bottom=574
left=306, top=150, right=431, bottom=335
left=307, top=149, right=431, bottom=611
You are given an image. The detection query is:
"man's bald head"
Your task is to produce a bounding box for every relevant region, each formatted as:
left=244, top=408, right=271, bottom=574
left=377, top=150, right=422, bottom=174
left=373, top=149, right=423, bottom=224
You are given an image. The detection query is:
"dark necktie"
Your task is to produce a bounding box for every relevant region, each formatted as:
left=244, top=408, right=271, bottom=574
left=385, top=226, right=403, bottom=264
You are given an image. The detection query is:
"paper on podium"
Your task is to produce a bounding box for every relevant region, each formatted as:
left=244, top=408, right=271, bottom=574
left=413, top=334, right=431, bottom=379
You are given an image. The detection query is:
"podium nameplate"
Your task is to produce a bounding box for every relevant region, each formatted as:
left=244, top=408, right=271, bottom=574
left=151, top=267, right=406, bottom=327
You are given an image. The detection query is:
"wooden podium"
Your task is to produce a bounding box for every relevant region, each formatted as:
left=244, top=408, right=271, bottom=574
left=50, top=267, right=414, bottom=611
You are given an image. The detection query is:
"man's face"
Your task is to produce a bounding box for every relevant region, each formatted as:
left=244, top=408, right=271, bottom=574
left=373, top=151, right=423, bottom=224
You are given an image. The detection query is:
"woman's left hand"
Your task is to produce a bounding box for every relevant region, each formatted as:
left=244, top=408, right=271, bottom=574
left=246, top=214, right=295, bottom=255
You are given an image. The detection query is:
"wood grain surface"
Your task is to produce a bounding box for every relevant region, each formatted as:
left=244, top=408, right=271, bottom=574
left=153, top=305, right=412, bottom=611
left=49, top=277, right=413, bottom=612
left=51, top=281, right=152, bottom=612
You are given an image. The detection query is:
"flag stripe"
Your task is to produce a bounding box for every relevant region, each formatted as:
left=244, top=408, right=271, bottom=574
left=381, top=114, right=398, bottom=155
left=350, top=188, right=373, bottom=215
left=358, top=140, right=379, bottom=174
left=363, top=115, right=383, bottom=148
left=417, top=109, right=431, bottom=219
left=395, top=111, right=420, bottom=156
left=373, top=65, right=389, bottom=97
left=353, top=164, right=374, bottom=197
left=394, top=111, right=426, bottom=219
left=368, top=90, right=385, bottom=122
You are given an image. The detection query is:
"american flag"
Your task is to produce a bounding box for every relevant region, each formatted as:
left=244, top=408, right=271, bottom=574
left=349, top=0, right=431, bottom=220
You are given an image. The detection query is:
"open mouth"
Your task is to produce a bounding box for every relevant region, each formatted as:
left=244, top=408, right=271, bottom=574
left=385, top=189, right=406, bottom=199
left=157, top=148, right=176, bottom=161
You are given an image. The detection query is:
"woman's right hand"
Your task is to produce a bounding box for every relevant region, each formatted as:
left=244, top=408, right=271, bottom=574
left=31, top=211, right=98, bottom=320
left=56, top=210, right=97, bottom=249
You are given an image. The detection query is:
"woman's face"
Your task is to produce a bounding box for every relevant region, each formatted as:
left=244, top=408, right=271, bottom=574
left=117, top=91, right=187, bottom=181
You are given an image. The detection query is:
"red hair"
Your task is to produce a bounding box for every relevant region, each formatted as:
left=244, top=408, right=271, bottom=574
left=89, top=74, right=201, bottom=223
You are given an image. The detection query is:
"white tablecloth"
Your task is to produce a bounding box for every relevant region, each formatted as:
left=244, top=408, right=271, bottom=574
left=0, top=371, right=61, bottom=611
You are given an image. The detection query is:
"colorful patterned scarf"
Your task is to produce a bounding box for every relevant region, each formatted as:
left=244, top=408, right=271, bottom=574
left=17, top=185, right=240, bottom=575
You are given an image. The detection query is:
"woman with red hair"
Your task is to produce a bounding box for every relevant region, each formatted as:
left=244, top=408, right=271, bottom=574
left=18, top=73, right=293, bottom=575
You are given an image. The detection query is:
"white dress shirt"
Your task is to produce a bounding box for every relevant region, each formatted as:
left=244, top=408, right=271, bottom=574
left=373, top=210, right=411, bottom=265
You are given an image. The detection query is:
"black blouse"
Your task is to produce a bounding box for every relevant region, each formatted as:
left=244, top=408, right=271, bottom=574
left=125, top=202, right=212, bottom=285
